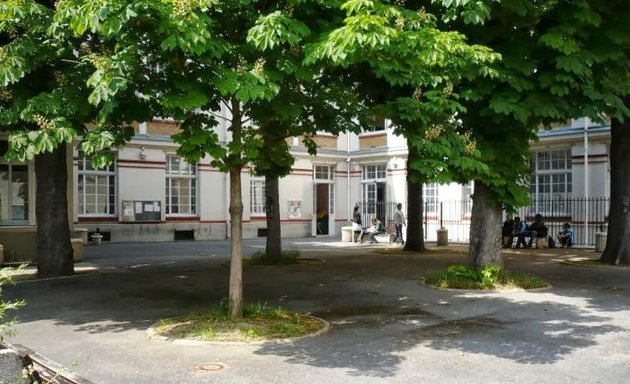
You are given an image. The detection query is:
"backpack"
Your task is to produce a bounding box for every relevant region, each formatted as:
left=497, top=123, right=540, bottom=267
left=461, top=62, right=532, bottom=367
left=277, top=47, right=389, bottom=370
left=548, top=236, right=556, bottom=248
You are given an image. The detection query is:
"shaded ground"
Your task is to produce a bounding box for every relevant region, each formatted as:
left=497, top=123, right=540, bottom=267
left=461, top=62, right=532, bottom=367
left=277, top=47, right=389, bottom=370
left=4, top=238, right=630, bottom=384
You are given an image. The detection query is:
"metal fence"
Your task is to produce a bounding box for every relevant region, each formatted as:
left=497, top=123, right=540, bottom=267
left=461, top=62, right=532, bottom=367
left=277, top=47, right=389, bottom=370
left=514, top=197, right=609, bottom=246
left=359, top=197, right=609, bottom=246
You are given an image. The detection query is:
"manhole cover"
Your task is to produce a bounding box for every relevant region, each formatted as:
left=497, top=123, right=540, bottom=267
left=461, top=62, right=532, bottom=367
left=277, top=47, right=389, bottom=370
left=196, top=362, right=228, bottom=372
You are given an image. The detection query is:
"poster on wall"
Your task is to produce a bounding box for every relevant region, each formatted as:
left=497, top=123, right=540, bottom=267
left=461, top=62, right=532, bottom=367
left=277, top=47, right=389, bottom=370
left=122, top=201, right=135, bottom=222
left=121, top=200, right=162, bottom=222
left=288, top=200, right=302, bottom=219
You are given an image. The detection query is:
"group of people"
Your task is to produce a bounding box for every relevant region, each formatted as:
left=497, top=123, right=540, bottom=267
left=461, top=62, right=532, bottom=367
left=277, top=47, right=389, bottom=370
left=352, top=203, right=406, bottom=245
left=502, top=213, right=573, bottom=248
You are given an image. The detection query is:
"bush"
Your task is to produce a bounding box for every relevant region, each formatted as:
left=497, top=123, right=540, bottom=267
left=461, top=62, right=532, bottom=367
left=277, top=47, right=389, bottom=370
left=424, top=264, right=546, bottom=290
left=0, top=266, right=26, bottom=340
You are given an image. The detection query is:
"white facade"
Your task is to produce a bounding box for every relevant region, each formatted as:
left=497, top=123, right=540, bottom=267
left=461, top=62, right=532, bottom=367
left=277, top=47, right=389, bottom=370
left=0, top=117, right=613, bottom=261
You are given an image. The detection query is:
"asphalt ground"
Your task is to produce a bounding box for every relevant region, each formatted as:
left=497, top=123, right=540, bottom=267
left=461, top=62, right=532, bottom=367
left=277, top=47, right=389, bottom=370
left=3, top=238, right=630, bottom=384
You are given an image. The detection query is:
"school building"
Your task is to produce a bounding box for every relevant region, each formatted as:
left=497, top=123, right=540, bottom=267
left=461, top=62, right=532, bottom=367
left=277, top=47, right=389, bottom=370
left=0, top=117, right=612, bottom=262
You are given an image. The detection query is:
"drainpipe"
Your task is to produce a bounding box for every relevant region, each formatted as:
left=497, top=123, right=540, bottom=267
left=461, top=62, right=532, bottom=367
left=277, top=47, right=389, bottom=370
left=347, top=131, right=351, bottom=222
left=584, top=117, right=589, bottom=244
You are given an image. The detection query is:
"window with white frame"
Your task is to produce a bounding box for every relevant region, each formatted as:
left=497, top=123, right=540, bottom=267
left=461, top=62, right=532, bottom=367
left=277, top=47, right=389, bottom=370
left=250, top=179, right=266, bottom=215
left=362, top=164, right=386, bottom=181
left=78, top=156, right=116, bottom=216
left=423, top=183, right=438, bottom=214
left=530, top=149, right=572, bottom=200
left=165, top=156, right=197, bottom=215
left=362, top=164, right=387, bottom=215
left=314, top=165, right=334, bottom=181
left=529, top=149, right=572, bottom=214
left=0, top=162, right=29, bottom=224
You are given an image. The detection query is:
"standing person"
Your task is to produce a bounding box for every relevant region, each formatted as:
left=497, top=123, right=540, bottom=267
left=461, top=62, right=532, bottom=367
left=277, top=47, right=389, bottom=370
left=391, top=203, right=405, bottom=245
left=351, top=204, right=362, bottom=243
left=557, top=222, right=574, bottom=248
left=502, top=214, right=515, bottom=248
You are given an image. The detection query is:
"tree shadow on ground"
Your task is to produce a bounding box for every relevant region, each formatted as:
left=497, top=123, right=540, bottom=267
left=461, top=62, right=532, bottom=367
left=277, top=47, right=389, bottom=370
left=254, top=293, right=625, bottom=378
left=4, top=247, right=630, bottom=380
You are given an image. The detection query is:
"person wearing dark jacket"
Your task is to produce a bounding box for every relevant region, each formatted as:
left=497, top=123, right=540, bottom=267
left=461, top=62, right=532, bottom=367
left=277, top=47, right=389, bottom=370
left=352, top=204, right=362, bottom=242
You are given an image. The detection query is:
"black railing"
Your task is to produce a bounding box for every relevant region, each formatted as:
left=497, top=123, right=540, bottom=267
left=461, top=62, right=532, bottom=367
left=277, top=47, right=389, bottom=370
left=355, top=197, right=609, bottom=246
left=515, top=197, right=609, bottom=246
left=356, top=201, right=398, bottom=229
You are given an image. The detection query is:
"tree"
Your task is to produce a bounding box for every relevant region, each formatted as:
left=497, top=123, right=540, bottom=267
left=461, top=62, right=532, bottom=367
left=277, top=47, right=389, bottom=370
left=305, top=0, right=498, bottom=252
left=581, top=1, right=630, bottom=264
left=602, top=108, right=630, bottom=264
left=444, top=0, right=630, bottom=267
left=0, top=1, right=137, bottom=277
left=248, top=9, right=367, bottom=261
left=60, top=0, right=369, bottom=318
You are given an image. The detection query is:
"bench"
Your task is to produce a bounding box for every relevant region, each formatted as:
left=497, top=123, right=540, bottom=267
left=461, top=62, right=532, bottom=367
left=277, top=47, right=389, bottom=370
left=374, top=233, right=393, bottom=244
left=341, top=226, right=353, bottom=242
left=356, top=232, right=391, bottom=244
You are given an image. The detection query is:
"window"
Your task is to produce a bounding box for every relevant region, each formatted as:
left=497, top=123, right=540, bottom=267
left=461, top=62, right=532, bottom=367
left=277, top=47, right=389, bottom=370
left=530, top=149, right=572, bottom=200
left=250, top=179, right=266, bottom=215
left=362, top=164, right=386, bottom=181
left=0, top=163, right=29, bottom=224
left=529, top=149, right=572, bottom=214
left=314, top=165, right=334, bottom=181
left=165, top=156, right=197, bottom=215
left=364, top=115, right=386, bottom=132
left=423, top=183, right=438, bottom=214
left=78, top=156, right=116, bottom=215
left=362, top=164, right=387, bottom=216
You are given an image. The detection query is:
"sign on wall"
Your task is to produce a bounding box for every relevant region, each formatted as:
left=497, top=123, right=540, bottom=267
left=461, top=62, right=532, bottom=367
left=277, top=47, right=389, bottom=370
left=288, top=200, right=302, bottom=219
left=122, top=200, right=162, bottom=222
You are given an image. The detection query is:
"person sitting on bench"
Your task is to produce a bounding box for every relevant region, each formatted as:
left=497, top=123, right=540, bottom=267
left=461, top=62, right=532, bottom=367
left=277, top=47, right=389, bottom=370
left=360, top=217, right=383, bottom=244
left=528, top=213, right=548, bottom=245
left=510, top=216, right=537, bottom=248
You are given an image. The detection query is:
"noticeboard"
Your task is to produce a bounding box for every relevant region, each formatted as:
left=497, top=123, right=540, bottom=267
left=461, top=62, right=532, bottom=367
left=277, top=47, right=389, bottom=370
left=122, top=200, right=161, bottom=222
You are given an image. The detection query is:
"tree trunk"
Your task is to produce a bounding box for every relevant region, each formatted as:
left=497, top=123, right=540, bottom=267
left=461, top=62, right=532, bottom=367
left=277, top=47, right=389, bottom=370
left=600, top=106, right=630, bottom=265
left=35, top=145, right=74, bottom=278
left=468, top=181, right=503, bottom=269
left=228, top=98, right=244, bottom=319
left=404, top=144, right=425, bottom=252
left=264, top=174, right=282, bottom=262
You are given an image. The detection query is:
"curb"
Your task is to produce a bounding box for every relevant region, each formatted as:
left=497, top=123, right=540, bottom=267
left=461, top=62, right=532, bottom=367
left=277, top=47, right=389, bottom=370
left=146, top=315, right=330, bottom=346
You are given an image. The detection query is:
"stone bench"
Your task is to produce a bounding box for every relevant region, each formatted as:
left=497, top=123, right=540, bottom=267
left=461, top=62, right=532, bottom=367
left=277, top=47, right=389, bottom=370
left=374, top=233, right=393, bottom=244
left=341, top=226, right=353, bottom=242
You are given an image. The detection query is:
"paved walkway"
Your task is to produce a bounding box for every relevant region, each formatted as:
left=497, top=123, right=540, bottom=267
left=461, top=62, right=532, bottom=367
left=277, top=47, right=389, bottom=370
left=4, top=238, right=630, bottom=383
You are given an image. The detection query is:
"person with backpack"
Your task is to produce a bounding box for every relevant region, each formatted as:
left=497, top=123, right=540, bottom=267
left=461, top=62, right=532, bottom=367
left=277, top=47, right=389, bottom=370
left=510, top=216, right=537, bottom=248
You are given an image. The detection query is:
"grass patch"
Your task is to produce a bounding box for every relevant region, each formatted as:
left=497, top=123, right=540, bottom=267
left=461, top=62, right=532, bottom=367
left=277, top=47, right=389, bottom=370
left=422, top=264, right=548, bottom=290
left=153, top=299, right=325, bottom=342
left=246, top=249, right=300, bottom=265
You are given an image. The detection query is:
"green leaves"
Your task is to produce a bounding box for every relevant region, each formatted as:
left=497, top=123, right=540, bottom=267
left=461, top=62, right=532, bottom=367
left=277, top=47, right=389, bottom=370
left=213, top=68, right=280, bottom=103
left=248, top=11, right=310, bottom=50
left=0, top=48, right=26, bottom=86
